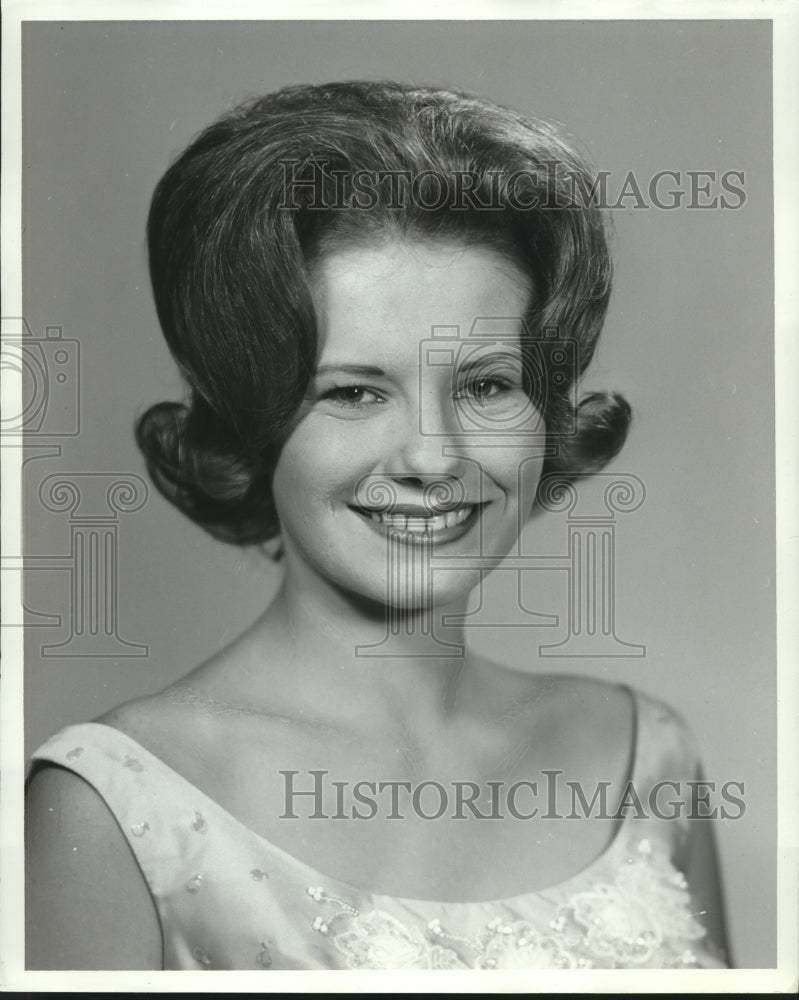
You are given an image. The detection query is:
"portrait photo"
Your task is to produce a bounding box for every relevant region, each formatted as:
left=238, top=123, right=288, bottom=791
left=2, top=2, right=796, bottom=992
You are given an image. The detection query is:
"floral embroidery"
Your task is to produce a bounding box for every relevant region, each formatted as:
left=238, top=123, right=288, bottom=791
left=478, top=921, right=581, bottom=970
left=548, top=838, right=708, bottom=968
left=308, top=888, right=464, bottom=969
left=305, top=838, right=711, bottom=970
left=334, top=910, right=466, bottom=970
left=307, top=885, right=359, bottom=936
left=432, top=916, right=581, bottom=970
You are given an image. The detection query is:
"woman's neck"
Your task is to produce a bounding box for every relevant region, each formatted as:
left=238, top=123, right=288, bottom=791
left=232, top=560, right=474, bottom=735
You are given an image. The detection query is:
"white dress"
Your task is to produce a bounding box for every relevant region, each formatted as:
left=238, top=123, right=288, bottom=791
left=28, top=688, right=728, bottom=970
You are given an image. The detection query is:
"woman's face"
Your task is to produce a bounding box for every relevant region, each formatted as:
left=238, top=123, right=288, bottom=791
left=271, top=237, right=547, bottom=609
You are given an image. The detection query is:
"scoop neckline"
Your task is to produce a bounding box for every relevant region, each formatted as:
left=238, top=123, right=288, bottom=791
left=43, top=684, right=642, bottom=910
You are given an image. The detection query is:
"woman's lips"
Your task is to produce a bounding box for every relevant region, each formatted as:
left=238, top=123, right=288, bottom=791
left=348, top=502, right=487, bottom=545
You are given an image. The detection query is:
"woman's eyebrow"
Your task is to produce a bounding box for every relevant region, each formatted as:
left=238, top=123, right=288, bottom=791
left=314, top=352, right=522, bottom=380
left=455, top=351, right=523, bottom=373
left=314, top=363, right=387, bottom=378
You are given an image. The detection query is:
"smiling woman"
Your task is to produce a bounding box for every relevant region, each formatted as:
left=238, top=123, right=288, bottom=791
left=275, top=239, right=543, bottom=608
left=25, top=81, right=728, bottom=972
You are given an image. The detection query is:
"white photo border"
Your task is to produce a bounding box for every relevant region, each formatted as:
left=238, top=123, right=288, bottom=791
left=2, top=0, right=797, bottom=992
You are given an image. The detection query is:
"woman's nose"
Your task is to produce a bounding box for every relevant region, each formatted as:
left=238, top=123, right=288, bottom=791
left=385, top=395, right=467, bottom=484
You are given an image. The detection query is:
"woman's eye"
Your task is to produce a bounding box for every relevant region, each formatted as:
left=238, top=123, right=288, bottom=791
left=321, top=385, right=385, bottom=408
left=455, top=377, right=512, bottom=404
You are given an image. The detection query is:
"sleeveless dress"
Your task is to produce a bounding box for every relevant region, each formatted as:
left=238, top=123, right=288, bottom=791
left=28, top=688, right=727, bottom=970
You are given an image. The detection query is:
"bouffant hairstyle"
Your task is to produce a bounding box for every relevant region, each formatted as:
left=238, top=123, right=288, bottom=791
left=137, top=80, right=631, bottom=545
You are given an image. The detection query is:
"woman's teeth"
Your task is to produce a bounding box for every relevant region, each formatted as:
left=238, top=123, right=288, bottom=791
left=366, top=505, right=473, bottom=535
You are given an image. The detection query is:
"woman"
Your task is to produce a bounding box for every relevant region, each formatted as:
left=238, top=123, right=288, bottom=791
left=26, top=81, right=728, bottom=970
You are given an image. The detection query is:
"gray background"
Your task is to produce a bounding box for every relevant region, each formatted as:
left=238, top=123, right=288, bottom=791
left=21, top=20, right=774, bottom=966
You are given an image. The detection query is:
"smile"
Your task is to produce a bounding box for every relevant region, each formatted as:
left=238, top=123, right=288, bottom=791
left=348, top=503, right=486, bottom=544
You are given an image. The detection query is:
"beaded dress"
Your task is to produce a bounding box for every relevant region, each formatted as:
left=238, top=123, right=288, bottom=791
left=29, top=688, right=727, bottom=970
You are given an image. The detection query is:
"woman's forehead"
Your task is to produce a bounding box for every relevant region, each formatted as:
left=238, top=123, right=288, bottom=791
left=309, top=237, right=534, bottom=363
left=308, top=234, right=532, bottom=285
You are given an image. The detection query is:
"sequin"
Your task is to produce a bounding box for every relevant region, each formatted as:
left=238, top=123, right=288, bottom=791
left=122, top=755, right=143, bottom=772
left=191, top=945, right=211, bottom=966
left=185, top=873, right=203, bottom=894
left=29, top=693, right=727, bottom=971
left=301, top=838, right=714, bottom=971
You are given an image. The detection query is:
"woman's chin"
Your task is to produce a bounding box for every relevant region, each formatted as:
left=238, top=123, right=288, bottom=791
left=348, top=569, right=487, bottom=615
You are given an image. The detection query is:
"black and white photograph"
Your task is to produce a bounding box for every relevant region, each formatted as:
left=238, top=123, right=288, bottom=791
left=2, top=0, right=797, bottom=991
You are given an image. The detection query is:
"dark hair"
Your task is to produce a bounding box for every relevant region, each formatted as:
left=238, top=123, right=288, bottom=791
left=137, top=80, right=631, bottom=545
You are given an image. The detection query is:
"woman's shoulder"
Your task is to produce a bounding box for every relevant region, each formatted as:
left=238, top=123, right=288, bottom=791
left=27, top=685, right=208, bottom=802
left=89, top=658, right=301, bottom=799
left=26, top=717, right=165, bottom=969
left=92, top=679, right=235, bottom=786
left=467, top=658, right=634, bottom=732
left=514, top=672, right=701, bottom=779
left=475, top=658, right=691, bottom=728
left=97, top=685, right=207, bottom=747
left=93, top=634, right=281, bottom=752
left=466, top=658, right=697, bottom=773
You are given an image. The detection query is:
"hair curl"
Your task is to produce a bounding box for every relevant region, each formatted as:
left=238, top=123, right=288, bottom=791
left=137, top=80, right=631, bottom=545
